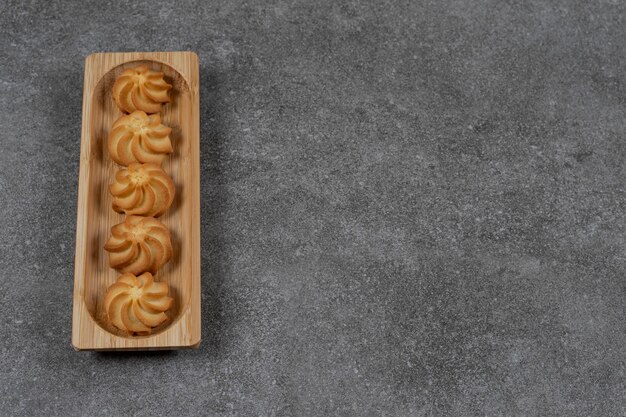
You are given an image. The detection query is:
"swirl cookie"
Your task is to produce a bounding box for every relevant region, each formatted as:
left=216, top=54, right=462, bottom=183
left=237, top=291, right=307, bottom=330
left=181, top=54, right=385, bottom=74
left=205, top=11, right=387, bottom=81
left=112, top=65, right=172, bottom=114
left=104, top=215, right=173, bottom=275
left=108, top=111, right=173, bottom=166
left=109, top=163, right=175, bottom=217
left=104, top=272, right=173, bottom=334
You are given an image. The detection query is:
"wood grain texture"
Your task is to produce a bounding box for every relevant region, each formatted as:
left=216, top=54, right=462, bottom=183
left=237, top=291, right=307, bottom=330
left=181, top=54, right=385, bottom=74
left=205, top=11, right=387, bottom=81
left=72, top=52, right=200, bottom=350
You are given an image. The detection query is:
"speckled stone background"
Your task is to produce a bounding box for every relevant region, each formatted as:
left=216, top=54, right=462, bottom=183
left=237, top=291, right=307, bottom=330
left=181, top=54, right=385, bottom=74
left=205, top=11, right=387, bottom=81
left=0, top=0, right=624, bottom=416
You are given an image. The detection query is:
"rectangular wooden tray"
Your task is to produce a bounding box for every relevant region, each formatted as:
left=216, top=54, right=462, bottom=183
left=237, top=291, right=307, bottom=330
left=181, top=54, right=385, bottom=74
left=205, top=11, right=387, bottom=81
left=72, top=51, right=201, bottom=350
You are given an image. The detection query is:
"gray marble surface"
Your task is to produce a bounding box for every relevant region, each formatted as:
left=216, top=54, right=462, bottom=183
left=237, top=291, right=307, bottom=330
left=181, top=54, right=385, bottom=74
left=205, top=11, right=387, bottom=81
left=1, top=0, right=624, bottom=416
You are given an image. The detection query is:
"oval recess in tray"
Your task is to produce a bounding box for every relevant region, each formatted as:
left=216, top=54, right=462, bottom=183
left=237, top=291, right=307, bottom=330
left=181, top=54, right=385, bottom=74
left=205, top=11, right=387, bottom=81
left=84, top=60, right=192, bottom=338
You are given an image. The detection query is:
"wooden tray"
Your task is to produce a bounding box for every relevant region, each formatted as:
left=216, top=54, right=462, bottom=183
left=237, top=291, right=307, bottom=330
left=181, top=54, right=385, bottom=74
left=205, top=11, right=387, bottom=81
left=72, top=52, right=201, bottom=350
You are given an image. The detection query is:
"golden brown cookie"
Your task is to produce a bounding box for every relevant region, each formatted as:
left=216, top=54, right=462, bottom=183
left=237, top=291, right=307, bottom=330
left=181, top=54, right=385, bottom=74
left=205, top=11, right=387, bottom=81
left=104, top=272, right=173, bottom=334
left=104, top=215, right=173, bottom=275
left=109, top=163, right=175, bottom=217
left=108, top=111, right=173, bottom=166
left=112, top=65, right=172, bottom=114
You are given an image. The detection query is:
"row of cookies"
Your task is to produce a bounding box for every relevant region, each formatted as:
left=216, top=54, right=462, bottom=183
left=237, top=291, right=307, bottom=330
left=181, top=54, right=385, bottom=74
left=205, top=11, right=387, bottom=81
left=102, top=66, right=176, bottom=335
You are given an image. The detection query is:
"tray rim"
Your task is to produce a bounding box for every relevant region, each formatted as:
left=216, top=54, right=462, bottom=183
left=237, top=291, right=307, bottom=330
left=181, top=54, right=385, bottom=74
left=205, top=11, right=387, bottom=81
left=71, top=51, right=201, bottom=351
